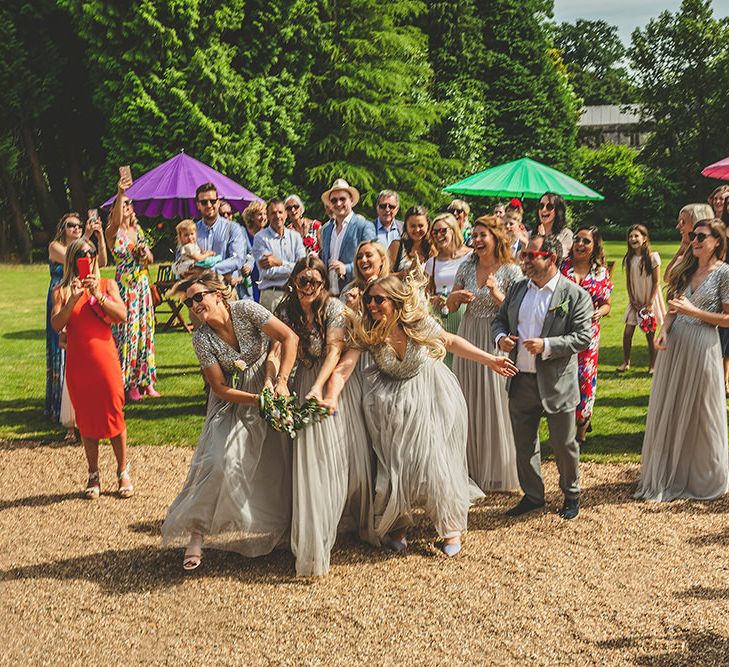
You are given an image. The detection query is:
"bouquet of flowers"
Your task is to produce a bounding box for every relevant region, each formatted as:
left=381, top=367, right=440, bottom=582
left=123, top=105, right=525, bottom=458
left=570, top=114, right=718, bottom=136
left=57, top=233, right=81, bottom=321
left=258, top=388, right=330, bottom=438
left=638, top=307, right=657, bottom=334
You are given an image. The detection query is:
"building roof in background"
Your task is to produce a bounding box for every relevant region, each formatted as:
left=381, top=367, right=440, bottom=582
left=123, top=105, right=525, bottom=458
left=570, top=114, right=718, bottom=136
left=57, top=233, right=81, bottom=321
left=578, top=105, right=644, bottom=127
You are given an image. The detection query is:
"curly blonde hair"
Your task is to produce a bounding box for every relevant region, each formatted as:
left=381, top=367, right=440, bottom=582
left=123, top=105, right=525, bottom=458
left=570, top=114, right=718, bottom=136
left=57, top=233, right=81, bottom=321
left=242, top=201, right=267, bottom=227
left=346, top=272, right=445, bottom=360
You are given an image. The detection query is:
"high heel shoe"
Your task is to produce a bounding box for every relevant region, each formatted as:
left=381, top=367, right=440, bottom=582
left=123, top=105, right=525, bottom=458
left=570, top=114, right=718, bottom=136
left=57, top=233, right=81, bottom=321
left=117, top=466, right=134, bottom=499
left=183, top=533, right=203, bottom=571
left=84, top=471, right=100, bottom=500
left=145, top=385, right=161, bottom=398
left=440, top=538, right=461, bottom=557
left=127, top=386, right=143, bottom=402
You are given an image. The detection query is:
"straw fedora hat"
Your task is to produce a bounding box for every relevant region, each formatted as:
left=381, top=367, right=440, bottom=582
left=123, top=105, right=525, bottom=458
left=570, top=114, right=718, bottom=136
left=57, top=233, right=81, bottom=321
left=321, top=178, right=360, bottom=207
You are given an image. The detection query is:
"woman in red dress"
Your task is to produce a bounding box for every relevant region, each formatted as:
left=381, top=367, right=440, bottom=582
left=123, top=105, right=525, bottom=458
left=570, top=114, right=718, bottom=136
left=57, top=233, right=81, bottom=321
left=51, top=238, right=132, bottom=499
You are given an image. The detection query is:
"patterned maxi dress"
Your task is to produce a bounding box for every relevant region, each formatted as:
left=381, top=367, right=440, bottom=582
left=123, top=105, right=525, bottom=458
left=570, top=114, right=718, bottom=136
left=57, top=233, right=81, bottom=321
left=45, top=261, right=65, bottom=420
left=560, top=259, right=614, bottom=424
left=112, top=226, right=157, bottom=391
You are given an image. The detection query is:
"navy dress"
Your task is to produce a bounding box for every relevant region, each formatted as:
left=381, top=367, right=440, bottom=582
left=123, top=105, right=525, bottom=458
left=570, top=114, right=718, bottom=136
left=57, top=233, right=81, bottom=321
left=45, top=261, right=65, bottom=419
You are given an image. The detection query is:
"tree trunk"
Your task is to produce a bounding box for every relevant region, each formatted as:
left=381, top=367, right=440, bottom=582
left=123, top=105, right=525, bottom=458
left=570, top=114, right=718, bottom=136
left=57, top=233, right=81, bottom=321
left=44, top=134, right=69, bottom=214
left=21, top=123, right=58, bottom=235
left=0, top=172, right=33, bottom=262
left=65, top=130, right=88, bottom=213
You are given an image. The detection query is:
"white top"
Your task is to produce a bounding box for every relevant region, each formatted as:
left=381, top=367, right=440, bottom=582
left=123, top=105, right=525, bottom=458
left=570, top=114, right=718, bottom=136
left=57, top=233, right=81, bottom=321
left=252, top=226, right=306, bottom=290
left=424, top=254, right=471, bottom=295
left=172, top=242, right=201, bottom=278
left=515, top=273, right=558, bottom=373
left=328, top=211, right=353, bottom=294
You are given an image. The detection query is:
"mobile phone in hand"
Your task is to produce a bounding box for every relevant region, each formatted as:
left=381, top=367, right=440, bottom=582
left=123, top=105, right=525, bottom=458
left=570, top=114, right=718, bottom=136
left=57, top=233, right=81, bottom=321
left=77, top=256, right=92, bottom=279
left=119, top=165, right=132, bottom=182
left=88, top=208, right=99, bottom=223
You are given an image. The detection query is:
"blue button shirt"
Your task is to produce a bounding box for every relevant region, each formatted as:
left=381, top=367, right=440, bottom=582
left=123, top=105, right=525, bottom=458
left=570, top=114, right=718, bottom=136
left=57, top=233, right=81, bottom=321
left=252, top=226, right=306, bottom=290
left=375, top=217, right=402, bottom=249
left=195, top=216, right=247, bottom=275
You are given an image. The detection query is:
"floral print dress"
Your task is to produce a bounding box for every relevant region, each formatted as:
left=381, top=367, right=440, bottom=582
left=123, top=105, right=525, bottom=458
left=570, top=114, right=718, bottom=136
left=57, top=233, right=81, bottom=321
left=560, top=259, right=613, bottom=423
left=112, top=226, right=157, bottom=391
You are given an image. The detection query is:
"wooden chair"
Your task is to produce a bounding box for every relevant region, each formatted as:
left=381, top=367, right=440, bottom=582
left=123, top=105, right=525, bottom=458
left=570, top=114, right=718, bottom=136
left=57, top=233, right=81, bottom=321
left=152, top=264, right=191, bottom=332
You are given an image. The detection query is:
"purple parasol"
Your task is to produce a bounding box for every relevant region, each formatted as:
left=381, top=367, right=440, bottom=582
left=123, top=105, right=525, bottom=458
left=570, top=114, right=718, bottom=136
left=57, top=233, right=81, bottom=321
left=101, top=152, right=262, bottom=218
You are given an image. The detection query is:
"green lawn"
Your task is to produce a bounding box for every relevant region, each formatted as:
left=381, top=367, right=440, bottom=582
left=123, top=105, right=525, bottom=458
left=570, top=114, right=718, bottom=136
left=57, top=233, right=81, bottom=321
left=0, top=241, right=679, bottom=461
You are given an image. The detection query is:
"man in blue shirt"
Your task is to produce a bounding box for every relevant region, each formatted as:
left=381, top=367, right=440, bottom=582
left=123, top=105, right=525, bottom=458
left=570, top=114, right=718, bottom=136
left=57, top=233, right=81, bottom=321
left=252, top=197, right=306, bottom=311
left=193, top=182, right=248, bottom=279
left=373, top=189, right=402, bottom=250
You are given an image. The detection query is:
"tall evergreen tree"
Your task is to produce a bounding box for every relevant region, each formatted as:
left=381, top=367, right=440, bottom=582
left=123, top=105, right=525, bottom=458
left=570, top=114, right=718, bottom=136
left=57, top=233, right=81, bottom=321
left=303, top=0, right=448, bottom=212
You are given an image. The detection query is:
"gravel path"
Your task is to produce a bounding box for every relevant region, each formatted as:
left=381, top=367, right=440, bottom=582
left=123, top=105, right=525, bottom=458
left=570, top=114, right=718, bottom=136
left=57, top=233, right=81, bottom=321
left=1, top=440, right=728, bottom=666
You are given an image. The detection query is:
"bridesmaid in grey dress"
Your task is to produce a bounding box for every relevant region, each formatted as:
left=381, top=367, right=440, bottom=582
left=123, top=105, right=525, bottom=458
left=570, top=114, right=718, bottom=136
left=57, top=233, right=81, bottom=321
left=636, top=218, right=729, bottom=501
left=448, top=216, right=523, bottom=492
left=325, top=274, right=517, bottom=557
left=275, top=256, right=364, bottom=575
left=387, top=205, right=433, bottom=277
left=161, top=272, right=299, bottom=571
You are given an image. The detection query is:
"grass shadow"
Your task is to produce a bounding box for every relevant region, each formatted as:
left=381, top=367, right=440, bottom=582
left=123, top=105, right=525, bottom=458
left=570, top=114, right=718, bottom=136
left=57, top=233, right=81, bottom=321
left=2, top=328, right=46, bottom=340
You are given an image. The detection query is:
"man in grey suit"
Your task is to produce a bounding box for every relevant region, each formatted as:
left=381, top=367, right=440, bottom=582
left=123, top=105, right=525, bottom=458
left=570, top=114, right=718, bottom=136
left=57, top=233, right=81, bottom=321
left=493, top=233, right=593, bottom=519
left=319, top=178, right=377, bottom=295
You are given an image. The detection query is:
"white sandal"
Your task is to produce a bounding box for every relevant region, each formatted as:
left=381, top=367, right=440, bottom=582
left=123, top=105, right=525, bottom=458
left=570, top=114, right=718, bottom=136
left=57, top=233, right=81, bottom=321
left=84, top=471, right=100, bottom=500
left=117, top=466, right=134, bottom=499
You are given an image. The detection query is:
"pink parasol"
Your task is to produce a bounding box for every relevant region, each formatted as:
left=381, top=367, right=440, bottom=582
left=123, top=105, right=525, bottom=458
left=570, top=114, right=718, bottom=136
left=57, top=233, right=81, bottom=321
left=701, top=156, right=729, bottom=181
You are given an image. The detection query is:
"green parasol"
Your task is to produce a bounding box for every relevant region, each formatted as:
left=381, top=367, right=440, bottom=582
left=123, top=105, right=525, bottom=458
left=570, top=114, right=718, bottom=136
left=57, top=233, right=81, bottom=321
left=443, top=157, right=604, bottom=201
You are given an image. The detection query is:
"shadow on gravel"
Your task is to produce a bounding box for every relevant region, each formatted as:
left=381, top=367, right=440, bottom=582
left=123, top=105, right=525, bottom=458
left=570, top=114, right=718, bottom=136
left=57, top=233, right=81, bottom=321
left=0, top=491, right=80, bottom=512
left=674, top=585, right=729, bottom=601
left=641, top=496, right=729, bottom=516
left=598, top=629, right=729, bottom=664
left=687, top=530, right=729, bottom=547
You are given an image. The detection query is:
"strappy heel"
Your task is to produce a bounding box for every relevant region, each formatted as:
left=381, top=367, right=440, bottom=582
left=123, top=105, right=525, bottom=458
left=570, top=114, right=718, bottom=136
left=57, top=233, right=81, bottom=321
left=84, top=471, right=100, bottom=500
left=117, top=466, right=134, bottom=499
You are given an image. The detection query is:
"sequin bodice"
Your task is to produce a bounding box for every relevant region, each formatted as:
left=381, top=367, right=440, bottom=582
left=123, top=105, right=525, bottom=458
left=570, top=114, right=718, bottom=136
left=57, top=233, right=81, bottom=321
left=192, top=300, right=272, bottom=372
left=675, top=263, right=729, bottom=328
left=454, top=261, right=523, bottom=318
left=370, top=317, right=443, bottom=380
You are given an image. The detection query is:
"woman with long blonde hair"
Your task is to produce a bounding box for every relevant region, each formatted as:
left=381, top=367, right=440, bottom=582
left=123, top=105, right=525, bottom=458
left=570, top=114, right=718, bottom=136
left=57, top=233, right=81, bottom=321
left=50, top=238, right=130, bottom=499
left=636, top=218, right=729, bottom=501
left=323, top=273, right=517, bottom=557
left=447, top=215, right=523, bottom=492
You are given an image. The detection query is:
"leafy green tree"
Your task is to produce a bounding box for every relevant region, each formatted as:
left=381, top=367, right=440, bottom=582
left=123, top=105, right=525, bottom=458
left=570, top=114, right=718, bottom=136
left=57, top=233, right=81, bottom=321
left=629, top=0, right=729, bottom=202
left=303, top=0, right=449, bottom=212
left=554, top=19, right=635, bottom=105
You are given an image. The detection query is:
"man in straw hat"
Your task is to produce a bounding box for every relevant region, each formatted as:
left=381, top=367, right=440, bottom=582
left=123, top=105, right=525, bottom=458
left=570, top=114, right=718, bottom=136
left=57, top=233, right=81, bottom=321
left=319, top=178, right=377, bottom=295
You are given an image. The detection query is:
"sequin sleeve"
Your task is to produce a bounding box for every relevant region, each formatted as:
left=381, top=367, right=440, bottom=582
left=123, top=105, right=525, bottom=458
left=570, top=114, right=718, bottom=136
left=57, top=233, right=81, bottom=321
left=236, top=298, right=272, bottom=332
left=326, top=298, right=346, bottom=341
left=719, top=264, right=729, bottom=305
left=192, top=329, right=217, bottom=369
left=453, top=258, right=471, bottom=291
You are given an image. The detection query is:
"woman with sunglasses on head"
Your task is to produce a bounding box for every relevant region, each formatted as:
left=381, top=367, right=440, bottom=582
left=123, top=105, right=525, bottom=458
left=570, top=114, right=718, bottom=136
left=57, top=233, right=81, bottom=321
left=323, top=272, right=517, bottom=557
left=636, top=219, right=729, bottom=502
left=387, top=205, right=434, bottom=277
left=51, top=238, right=131, bottom=499
left=536, top=192, right=572, bottom=258
left=106, top=173, right=159, bottom=401
left=447, top=216, right=523, bottom=492
left=162, top=271, right=298, bottom=571
left=425, top=213, right=472, bottom=368
left=561, top=226, right=613, bottom=444
left=284, top=194, right=321, bottom=255
left=274, top=256, right=373, bottom=574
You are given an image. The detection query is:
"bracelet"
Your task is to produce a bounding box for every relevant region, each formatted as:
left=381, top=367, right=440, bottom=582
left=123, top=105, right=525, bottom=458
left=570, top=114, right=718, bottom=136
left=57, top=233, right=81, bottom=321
left=98, top=294, right=107, bottom=306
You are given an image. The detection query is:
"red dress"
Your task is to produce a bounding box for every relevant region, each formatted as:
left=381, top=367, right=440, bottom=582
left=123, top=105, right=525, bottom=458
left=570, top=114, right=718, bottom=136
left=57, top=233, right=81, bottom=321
left=64, top=279, right=126, bottom=439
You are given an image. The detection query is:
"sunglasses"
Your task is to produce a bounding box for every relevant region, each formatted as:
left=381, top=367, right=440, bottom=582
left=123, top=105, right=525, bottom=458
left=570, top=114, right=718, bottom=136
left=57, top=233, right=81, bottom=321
left=431, top=227, right=449, bottom=237
left=197, top=198, right=218, bottom=206
left=520, top=250, right=552, bottom=261
left=378, top=203, right=397, bottom=210
left=183, top=290, right=216, bottom=308
left=330, top=196, right=348, bottom=204
left=66, top=222, right=83, bottom=230
left=573, top=237, right=593, bottom=246
left=77, top=248, right=97, bottom=258
left=220, top=210, right=233, bottom=218
left=295, top=277, right=323, bottom=290
left=449, top=208, right=464, bottom=215
left=285, top=204, right=300, bottom=211
left=362, top=293, right=387, bottom=305
left=689, top=231, right=711, bottom=242
left=538, top=202, right=555, bottom=211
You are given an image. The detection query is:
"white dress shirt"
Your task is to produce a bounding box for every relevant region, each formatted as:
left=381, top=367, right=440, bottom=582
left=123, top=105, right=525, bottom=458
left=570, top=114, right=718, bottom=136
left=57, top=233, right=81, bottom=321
left=252, top=226, right=306, bottom=290
left=506, top=272, right=559, bottom=373
left=328, top=211, right=353, bottom=294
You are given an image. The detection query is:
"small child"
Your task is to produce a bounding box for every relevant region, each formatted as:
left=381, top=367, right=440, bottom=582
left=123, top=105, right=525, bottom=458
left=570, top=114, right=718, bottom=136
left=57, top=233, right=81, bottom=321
left=618, top=224, right=666, bottom=373
left=172, top=220, right=221, bottom=278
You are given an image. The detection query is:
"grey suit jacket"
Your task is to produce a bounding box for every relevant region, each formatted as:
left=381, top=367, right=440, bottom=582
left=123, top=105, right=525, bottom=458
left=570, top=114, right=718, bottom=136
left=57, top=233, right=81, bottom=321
left=492, top=274, right=593, bottom=413
left=319, top=213, right=377, bottom=284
